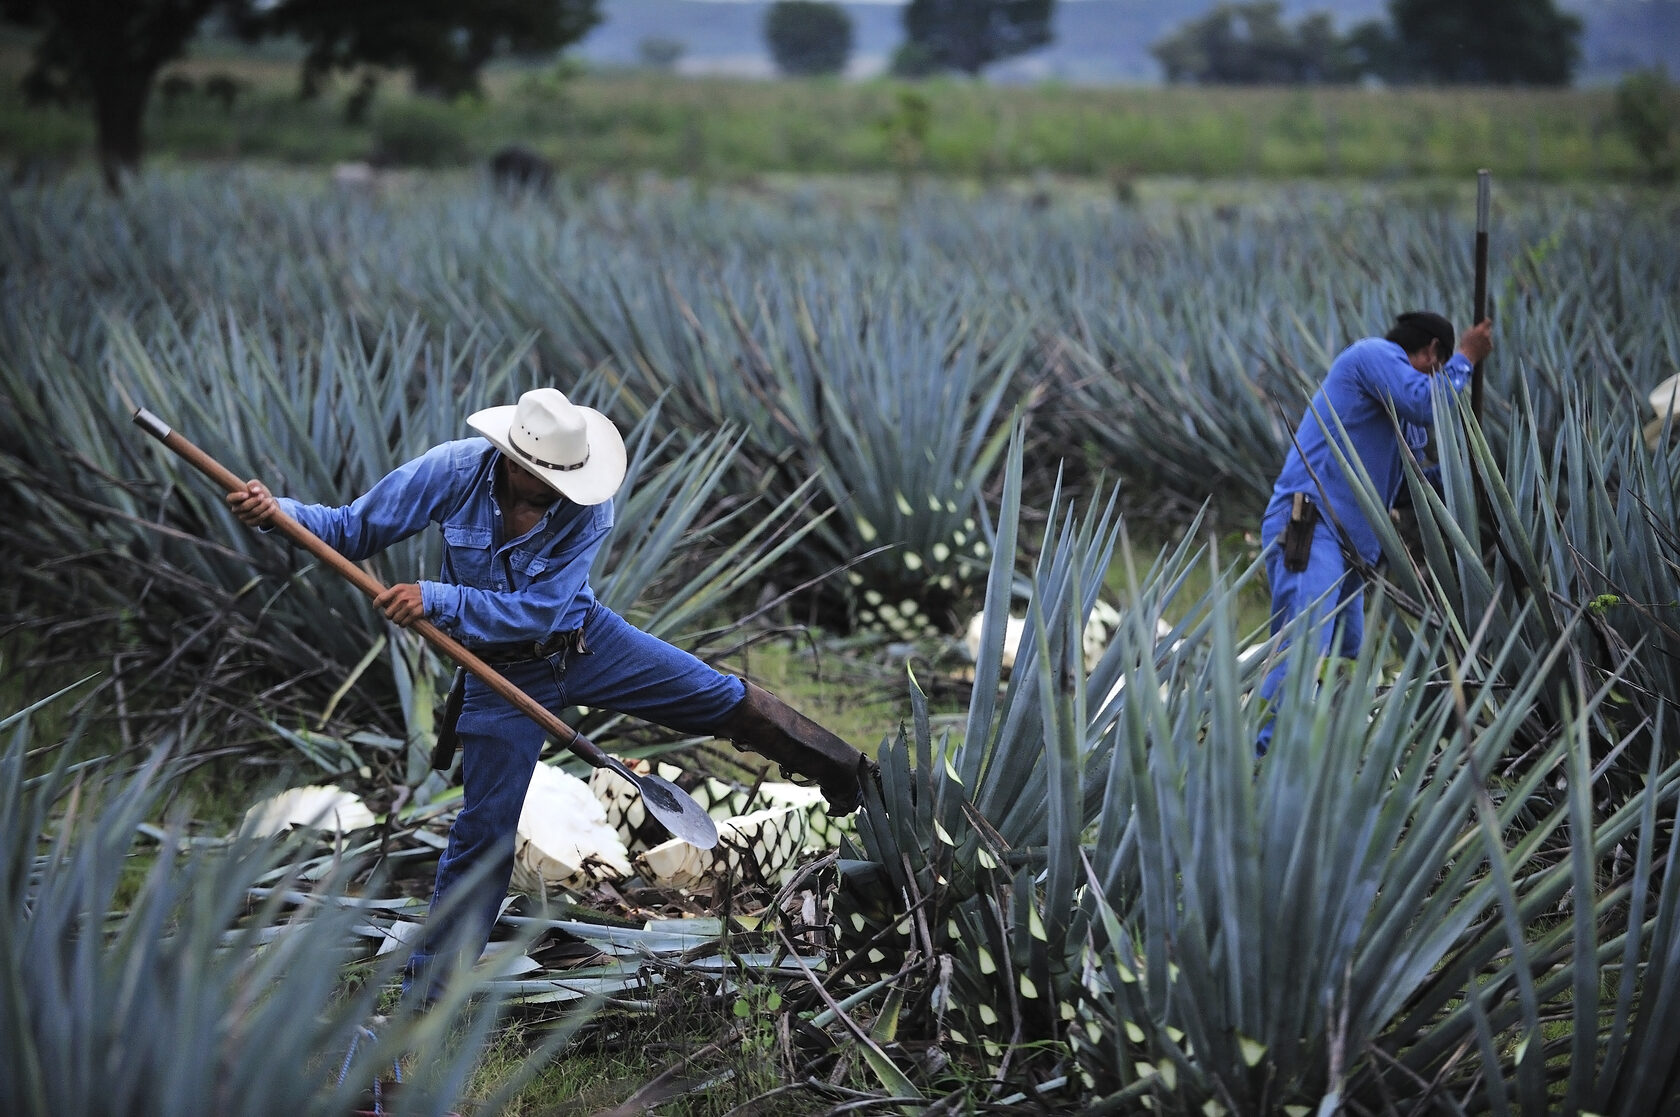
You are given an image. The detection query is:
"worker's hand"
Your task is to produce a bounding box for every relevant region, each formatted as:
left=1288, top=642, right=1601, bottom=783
left=1456, top=319, right=1493, bottom=366
left=227, top=479, right=277, bottom=527
left=375, top=583, right=425, bottom=628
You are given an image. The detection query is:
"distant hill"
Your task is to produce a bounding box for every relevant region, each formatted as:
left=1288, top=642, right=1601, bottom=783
left=575, top=0, right=1680, bottom=84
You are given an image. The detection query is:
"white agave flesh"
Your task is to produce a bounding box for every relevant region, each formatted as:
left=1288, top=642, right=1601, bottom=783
left=238, top=785, right=376, bottom=838
left=964, top=604, right=1166, bottom=673
left=512, top=762, right=632, bottom=894
left=1650, top=373, right=1679, bottom=417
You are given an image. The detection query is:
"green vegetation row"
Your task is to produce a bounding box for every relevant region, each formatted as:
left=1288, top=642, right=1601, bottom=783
left=1, top=55, right=1672, bottom=182
left=3, top=170, right=1679, bottom=1110
left=2, top=169, right=1675, bottom=712
left=10, top=399, right=1680, bottom=1111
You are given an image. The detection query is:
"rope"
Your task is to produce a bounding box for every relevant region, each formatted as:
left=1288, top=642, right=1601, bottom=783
left=336, top=1024, right=402, bottom=1116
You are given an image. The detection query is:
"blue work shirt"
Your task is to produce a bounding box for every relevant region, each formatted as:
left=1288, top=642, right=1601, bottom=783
left=1266, top=338, right=1471, bottom=563
left=278, top=438, right=612, bottom=645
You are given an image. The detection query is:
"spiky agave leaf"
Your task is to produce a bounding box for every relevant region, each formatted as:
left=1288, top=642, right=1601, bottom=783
left=839, top=389, right=1680, bottom=1109
left=0, top=692, right=588, bottom=1117
left=1, top=306, right=811, bottom=766
left=1325, top=382, right=1680, bottom=805
left=588, top=274, right=1029, bottom=630
left=837, top=422, right=1215, bottom=1065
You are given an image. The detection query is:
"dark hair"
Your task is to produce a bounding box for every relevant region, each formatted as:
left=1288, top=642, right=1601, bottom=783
left=1385, top=311, right=1455, bottom=359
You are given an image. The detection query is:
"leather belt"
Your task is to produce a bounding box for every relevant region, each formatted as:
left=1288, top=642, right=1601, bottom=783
left=470, top=628, right=587, bottom=666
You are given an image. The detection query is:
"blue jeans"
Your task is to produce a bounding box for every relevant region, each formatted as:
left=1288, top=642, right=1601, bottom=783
left=404, top=600, right=746, bottom=1000
left=1256, top=506, right=1364, bottom=755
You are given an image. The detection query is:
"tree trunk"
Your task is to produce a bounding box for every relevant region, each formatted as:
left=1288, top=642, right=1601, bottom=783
left=50, top=0, right=217, bottom=195
left=91, top=74, right=149, bottom=195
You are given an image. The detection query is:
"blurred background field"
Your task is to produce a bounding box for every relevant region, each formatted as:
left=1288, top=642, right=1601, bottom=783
left=0, top=47, right=1666, bottom=182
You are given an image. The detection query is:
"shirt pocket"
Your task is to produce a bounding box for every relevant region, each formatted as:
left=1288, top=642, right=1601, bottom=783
left=505, top=549, right=550, bottom=583
left=441, top=523, right=497, bottom=588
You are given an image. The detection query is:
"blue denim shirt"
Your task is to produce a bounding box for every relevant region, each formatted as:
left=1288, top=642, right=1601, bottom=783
left=1266, top=338, right=1471, bottom=563
left=278, top=439, right=611, bottom=644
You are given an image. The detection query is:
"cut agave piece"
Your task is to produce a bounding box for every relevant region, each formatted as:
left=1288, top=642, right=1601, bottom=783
left=589, top=763, right=667, bottom=852
left=591, top=764, right=854, bottom=854
left=966, top=605, right=1172, bottom=672
left=1650, top=372, right=1679, bottom=417
left=237, top=785, right=376, bottom=837
left=1646, top=372, right=1680, bottom=449
left=512, top=762, right=632, bottom=894
left=639, top=804, right=812, bottom=889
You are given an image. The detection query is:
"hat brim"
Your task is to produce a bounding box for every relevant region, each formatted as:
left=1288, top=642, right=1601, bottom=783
left=466, top=403, right=627, bottom=506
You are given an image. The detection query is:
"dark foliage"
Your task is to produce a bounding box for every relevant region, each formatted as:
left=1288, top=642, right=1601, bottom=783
left=636, top=35, right=685, bottom=71
left=243, top=0, right=602, bottom=100
left=3, top=0, right=220, bottom=191
left=0, top=0, right=600, bottom=191
left=901, top=0, right=1052, bottom=76
left=1153, top=2, right=1363, bottom=84
left=490, top=143, right=557, bottom=194
left=1614, top=67, right=1677, bottom=182
left=1386, top=0, right=1581, bottom=85
left=763, top=0, right=854, bottom=77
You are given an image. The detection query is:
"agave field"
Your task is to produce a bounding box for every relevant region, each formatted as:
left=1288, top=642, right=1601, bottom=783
left=3, top=169, right=1679, bottom=1114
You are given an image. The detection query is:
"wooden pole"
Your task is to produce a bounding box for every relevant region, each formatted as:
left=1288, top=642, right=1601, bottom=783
left=1471, top=169, right=1490, bottom=421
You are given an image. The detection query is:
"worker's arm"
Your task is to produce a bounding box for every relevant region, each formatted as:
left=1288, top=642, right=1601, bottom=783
left=1365, top=322, right=1491, bottom=425
left=273, top=442, right=473, bottom=561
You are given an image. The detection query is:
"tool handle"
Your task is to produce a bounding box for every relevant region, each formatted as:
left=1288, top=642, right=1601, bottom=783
left=1473, top=169, right=1490, bottom=320
left=1471, top=169, right=1490, bottom=420
left=131, top=408, right=617, bottom=771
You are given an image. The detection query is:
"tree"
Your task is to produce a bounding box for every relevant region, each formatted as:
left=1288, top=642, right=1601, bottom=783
left=246, top=0, right=601, bottom=100
left=1152, top=3, right=1361, bottom=85
left=1294, top=13, right=1360, bottom=83
left=1386, top=0, right=1580, bottom=85
left=1614, top=67, right=1676, bottom=182
left=901, top=0, right=1053, bottom=76
left=2, top=0, right=221, bottom=192
left=764, top=0, right=853, bottom=77
left=637, top=36, right=686, bottom=71
left=1343, top=18, right=1400, bottom=84
left=0, top=0, right=601, bottom=193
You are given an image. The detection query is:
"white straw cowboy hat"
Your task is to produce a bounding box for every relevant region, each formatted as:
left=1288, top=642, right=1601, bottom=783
left=467, top=388, right=626, bottom=505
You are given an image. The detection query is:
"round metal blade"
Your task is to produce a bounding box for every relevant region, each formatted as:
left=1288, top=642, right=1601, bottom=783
left=637, top=773, right=719, bottom=849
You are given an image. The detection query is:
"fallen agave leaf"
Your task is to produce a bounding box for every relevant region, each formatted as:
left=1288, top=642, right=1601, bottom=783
left=237, top=785, right=376, bottom=838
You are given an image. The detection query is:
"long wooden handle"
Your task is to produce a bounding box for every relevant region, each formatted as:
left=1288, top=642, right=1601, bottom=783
left=131, top=408, right=617, bottom=771
left=1471, top=169, right=1490, bottom=421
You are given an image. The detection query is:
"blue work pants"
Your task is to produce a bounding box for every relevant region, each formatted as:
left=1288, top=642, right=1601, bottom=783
left=1256, top=506, right=1364, bottom=754
left=404, top=600, right=745, bottom=1000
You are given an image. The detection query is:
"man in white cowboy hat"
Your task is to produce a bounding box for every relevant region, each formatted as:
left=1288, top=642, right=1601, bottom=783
left=228, top=387, right=871, bottom=1001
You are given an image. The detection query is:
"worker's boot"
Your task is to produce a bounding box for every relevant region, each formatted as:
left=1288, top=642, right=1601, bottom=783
left=717, top=681, right=874, bottom=816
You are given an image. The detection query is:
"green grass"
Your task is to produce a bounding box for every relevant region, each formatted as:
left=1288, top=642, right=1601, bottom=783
left=0, top=33, right=1665, bottom=181
left=456, top=978, right=863, bottom=1115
